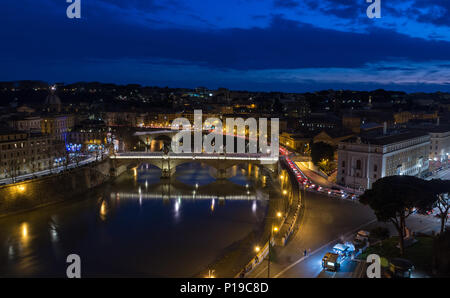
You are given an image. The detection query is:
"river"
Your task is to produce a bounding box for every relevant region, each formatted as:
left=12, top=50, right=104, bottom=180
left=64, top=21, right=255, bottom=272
left=0, top=162, right=270, bottom=277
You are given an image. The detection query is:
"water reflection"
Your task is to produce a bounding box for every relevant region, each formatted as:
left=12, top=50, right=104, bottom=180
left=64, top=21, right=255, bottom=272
left=21, top=223, right=28, bottom=240
left=99, top=200, right=107, bottom=220
left=0, top=162, right=271, bottom=277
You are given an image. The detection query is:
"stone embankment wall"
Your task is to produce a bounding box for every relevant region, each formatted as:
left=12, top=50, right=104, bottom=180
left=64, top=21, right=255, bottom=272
left=0, top=159, right=114, bottom=217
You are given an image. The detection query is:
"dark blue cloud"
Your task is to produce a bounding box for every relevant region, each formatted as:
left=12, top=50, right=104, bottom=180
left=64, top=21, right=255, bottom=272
left=0, top=0, right=449, bottom=92
left=5, top=12, right=450, bottom=71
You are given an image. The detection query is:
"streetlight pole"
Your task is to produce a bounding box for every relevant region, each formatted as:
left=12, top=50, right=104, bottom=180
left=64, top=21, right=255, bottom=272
left=267, top=220, right=280, bottom=278
left=268, top=223, right=272, bottom=278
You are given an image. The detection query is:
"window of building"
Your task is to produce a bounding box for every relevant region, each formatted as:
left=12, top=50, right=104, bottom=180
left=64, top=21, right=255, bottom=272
left=356, top=160, right=361, bottom=170
left=374, top=164, right=378, bottom=172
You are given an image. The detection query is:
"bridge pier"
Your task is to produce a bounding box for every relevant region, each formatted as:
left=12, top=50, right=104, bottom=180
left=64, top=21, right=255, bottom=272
left=161, top=169, right=171, bottom=179
left=210, top=168, right=233, bottom=180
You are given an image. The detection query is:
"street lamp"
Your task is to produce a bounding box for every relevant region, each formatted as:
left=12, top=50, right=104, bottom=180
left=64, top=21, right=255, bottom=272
left=206, top=269, right=215, bottom=278
left=268, top=224, right=279, bottom=278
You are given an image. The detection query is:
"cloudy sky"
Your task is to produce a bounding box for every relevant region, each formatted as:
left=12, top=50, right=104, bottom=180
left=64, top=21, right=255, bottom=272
left=1, top=0, right=450, bottom=92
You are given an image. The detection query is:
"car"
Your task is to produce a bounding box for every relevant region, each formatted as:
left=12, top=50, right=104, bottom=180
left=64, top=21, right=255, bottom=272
left=333, top=242, right=355, bottom=258
left=322, top=252, right=340, bottom=271
left=354, top=230, right=370, bottom=244
left=330, top=190, right=341, bottom=197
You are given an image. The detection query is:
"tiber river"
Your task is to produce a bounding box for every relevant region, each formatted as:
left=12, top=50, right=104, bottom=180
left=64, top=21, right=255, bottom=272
left=0, top=161, right=271, bottom=277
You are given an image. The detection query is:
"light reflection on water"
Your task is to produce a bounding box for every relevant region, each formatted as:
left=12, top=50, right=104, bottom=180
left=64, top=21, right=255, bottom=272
left=0, top=162, right=269, bottom=277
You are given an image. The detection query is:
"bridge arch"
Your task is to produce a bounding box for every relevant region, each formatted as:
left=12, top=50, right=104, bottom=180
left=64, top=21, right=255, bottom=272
left=110, top=153, right=279, bottom=179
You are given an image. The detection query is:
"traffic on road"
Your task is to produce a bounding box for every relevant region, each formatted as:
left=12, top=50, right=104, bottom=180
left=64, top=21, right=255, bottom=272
left=279, top=147, right=359, bottom=202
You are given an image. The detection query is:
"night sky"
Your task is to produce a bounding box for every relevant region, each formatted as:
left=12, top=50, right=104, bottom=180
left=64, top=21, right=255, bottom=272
left=1, top=0, right=450, bottom=92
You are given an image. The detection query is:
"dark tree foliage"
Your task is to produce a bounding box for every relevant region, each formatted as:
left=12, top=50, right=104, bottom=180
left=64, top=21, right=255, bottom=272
left=433, top=229, right=450, bottom=277
left=360, top=176, right=433, bottom=255
left=310, top=142, right=335, bottom=165
left=416, top=179, right=450, bottom=234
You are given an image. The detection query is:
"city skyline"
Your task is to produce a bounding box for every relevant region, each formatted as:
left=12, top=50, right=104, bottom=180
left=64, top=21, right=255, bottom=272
left=1, top=0, right=450, bottom=92
left=1, top=0, right=449, bottom=282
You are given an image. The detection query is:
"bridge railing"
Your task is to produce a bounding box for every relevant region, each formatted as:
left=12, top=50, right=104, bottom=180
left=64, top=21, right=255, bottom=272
left=111, top=152, right=278, bottom=161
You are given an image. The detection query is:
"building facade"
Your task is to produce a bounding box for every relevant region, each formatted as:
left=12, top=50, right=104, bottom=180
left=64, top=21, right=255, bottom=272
left=0, top=130, right=65, bottom=180
left=429, top=129, right=450, bottom=162
left=41, top=115, right=75, bottom=140
left=337, top=132, right=430, bottom=190
left=8, top=116, right=42, bottom=133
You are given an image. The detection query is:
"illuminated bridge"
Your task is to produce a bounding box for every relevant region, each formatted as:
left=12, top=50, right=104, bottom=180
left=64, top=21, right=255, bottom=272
left=110, top=192, right=265, bottom=201
left=110, top=152, right=279, bottom=178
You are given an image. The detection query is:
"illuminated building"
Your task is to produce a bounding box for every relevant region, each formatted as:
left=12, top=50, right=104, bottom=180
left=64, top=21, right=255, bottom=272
left=337, top=131, right=430, bottom=190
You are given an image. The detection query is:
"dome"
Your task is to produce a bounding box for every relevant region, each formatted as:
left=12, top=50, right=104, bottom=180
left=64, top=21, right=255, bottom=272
left=43, top=85, right=62, bottom=112
left=44, top=94, right=61, bottom=106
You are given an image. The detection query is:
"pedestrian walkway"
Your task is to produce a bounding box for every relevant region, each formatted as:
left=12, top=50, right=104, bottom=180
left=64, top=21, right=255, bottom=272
left=0, top=156, right=97, bottom=186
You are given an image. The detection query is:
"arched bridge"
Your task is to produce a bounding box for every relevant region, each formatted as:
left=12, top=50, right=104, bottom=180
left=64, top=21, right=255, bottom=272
left=110, top=152, right=279, bottom=178
left=111, top=192, right=262, bottom=201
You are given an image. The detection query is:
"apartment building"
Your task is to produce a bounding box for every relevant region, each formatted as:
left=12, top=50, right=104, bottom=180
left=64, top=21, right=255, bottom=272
left=0, top=130, right=65, bottom=179
left=41, top=114, right=75, bottom=140
left=8, top=116, right=42, bottom=133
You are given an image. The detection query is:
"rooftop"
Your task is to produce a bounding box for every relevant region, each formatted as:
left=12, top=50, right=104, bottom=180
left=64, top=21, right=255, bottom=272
left=344, top=130, right=429, bottom=146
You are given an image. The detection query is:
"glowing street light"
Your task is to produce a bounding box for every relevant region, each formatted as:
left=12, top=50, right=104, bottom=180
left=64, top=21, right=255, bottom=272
left=276, top=212, right=282, bottom=218
left=206, top=269, right=215, bottom=278
left=254, top=246, right=261, bottom=253
left=267, top=224, right=280, bottom=278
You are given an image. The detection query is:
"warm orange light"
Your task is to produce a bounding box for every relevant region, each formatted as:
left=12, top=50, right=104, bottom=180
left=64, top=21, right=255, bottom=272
left=21, top=223, right=28, bottom=239
left=273, top=226, right=279, bottom=232
left=255, top=246, right=261, bottom=253
left=16, top=185, right=26, bottom=193
left=277, top=212, right=282, bottom=218
left=100, top=201, right=107, bottom=217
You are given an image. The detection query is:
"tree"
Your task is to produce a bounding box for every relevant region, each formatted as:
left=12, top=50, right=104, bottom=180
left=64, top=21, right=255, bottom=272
left=417, top=179, right=450, bottom=234
left=7, top=159, right=21, bottom=183
left=433, top=229, right=450, bottom=276
left=432, top=179, right=450, bottom=234
left=359, top=176, right=432, bottom=255
left=310, top=142, right=334, bottom=165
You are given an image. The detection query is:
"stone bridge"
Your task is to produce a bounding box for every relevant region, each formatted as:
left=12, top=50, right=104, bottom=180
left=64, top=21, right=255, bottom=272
left=110, top=152, right=279, bottom=179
